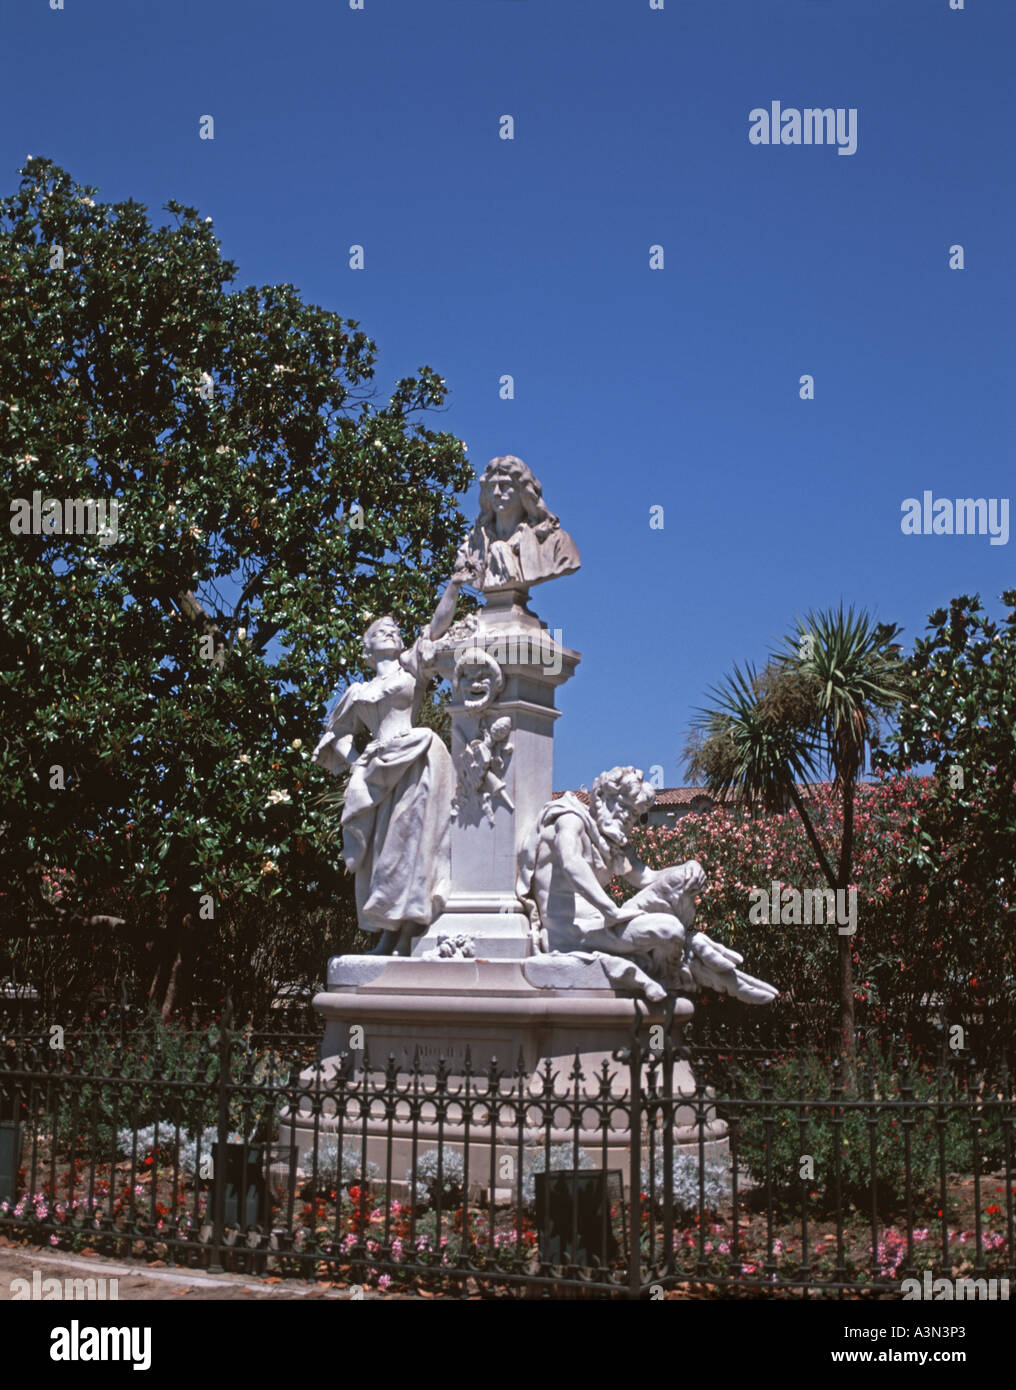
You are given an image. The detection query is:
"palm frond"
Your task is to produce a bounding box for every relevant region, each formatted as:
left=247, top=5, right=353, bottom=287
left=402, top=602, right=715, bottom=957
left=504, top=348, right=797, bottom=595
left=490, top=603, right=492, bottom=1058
left=778, top=604, right=905, bottom=781
left=689, top=660, right=820, bottom=811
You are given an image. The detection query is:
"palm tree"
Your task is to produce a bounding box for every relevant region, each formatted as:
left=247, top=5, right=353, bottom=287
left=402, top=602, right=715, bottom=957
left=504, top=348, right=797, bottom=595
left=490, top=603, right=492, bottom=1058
left=688, top=605, right=904, bottom=1064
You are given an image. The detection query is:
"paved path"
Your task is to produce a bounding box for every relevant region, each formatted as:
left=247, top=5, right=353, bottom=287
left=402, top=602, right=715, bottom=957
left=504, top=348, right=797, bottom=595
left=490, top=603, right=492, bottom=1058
left=0, top=1239, right=386, bottom=1300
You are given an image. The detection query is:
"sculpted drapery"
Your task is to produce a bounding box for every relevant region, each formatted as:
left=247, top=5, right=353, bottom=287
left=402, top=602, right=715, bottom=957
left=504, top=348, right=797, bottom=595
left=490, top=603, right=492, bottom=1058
left=313, top=569, right=467, bottom=956
left=318, top=645, right=454, bottom=932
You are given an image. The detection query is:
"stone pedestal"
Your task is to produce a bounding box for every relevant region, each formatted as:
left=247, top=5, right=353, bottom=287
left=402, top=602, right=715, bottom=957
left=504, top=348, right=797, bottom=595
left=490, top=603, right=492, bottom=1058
left=284, top=955, right=728, bottom=1198
left=415, top=585, right=579, bottom=959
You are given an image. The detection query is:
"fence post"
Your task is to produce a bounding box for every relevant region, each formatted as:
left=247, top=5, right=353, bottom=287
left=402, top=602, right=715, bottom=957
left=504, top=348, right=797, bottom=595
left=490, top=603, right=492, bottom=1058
left=209, top=998, right=233, bottom=1272
left=627, top=1005, right=643, bottom=1300
left=661, top=997, right=676, bottom=1284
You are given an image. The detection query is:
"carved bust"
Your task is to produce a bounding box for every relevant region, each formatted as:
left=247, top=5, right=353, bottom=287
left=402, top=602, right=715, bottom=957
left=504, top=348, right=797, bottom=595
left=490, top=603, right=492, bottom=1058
left=455, top=456, right=580, bottom=594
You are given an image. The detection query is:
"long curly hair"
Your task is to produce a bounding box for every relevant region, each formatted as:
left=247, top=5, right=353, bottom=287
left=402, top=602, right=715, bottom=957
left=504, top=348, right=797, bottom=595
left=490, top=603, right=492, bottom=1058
left=474, top=456, right=560, bottom=543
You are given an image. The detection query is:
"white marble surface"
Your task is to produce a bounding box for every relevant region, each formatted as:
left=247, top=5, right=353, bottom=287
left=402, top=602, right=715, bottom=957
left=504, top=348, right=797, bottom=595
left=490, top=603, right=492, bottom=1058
left=454, top=455, right=580, bottom=594
left=518, top=767, right=779, bottom=1006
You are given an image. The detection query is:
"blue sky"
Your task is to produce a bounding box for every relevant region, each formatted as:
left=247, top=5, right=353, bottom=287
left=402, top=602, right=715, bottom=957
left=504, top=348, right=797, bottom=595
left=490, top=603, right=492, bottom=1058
left=2, top=0, right=1013, bottom=792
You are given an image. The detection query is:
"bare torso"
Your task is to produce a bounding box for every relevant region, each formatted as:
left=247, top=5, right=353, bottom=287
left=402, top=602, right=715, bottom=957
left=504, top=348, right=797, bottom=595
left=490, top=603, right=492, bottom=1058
left=532, top=812, right=614, bottom=948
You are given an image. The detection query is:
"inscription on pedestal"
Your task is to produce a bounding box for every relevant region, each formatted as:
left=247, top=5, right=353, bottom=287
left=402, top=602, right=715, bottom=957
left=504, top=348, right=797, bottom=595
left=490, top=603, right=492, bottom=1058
left=398, top=1038, right=516, bottom=1071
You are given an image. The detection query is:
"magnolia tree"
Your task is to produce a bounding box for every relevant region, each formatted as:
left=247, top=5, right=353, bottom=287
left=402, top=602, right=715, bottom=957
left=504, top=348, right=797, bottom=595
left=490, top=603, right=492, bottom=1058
left=872, top=591, right=1016, bottom=1047
left=0, top=159, right=473, bottom=1015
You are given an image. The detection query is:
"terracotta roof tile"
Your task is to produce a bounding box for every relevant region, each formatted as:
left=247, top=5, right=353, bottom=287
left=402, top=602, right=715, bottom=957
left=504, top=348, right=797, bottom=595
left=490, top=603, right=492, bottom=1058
left=552, top=781, right=910, bottom=805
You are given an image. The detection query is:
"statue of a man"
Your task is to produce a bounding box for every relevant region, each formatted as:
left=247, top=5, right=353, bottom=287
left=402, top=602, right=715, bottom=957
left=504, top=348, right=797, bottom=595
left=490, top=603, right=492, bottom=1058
left=455, top=456, right=580, bottom=593
left=517, top=767, right=778, bottom=1006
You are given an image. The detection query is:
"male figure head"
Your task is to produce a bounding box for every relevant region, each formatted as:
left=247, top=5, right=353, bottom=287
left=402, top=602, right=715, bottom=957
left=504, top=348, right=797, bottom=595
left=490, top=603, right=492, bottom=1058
left=477, top=455, right=559, bottom=540
left=589, top=766, right=656, bottom=846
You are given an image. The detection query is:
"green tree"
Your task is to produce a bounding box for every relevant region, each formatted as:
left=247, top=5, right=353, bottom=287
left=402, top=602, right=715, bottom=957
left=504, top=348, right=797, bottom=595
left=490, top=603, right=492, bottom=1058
left=687, top=605, right=904, bottom=1063
left=0, top=159, right=473, bottom=1016
left=872, top=591, right=1016, bottom=1043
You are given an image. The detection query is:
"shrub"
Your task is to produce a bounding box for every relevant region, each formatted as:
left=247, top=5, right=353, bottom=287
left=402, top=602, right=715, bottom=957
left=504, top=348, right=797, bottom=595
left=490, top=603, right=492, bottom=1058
left=730, top=1052, right=1007, bottom=1211
left=41, top=1011, right=291, bottom=1161
left=407, top=1147, right=465, bottom=1205
left=314, top=1137, right=379, bottom=1189
left=642, top=1152, right=731, bottom=1215
left=626, top=776, right=1009, bottom=1055
left=116, top=1122, right=246, bottom=1177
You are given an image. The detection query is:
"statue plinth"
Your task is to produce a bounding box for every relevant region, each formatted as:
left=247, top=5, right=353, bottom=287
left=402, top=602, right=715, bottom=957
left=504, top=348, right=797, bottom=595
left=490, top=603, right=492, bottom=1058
left=282, top=959, right=726, bottom=1198
left=414, top=587, right=580, bottom=959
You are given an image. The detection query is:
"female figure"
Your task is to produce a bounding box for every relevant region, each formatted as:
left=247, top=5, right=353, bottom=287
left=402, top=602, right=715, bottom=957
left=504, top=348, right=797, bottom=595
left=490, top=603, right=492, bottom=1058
left=312, top=574, right=467, bottom=955
left=455, top=456, right=580, bottom=593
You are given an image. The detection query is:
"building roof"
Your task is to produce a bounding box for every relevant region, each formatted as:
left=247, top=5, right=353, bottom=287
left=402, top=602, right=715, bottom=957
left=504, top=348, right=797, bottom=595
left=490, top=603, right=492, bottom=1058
left=651, top=787, right=729, bottom=806
left=552, top=781, right=895, bottom=806
left=551, top=786, right=726, bottom=807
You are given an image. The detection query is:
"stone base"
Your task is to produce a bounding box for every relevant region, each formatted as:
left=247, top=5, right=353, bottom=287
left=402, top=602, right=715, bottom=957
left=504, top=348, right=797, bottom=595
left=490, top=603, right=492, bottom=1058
left=411, top=893, right=532, bottom=960
left=280, top=955, right=728, bottom=1198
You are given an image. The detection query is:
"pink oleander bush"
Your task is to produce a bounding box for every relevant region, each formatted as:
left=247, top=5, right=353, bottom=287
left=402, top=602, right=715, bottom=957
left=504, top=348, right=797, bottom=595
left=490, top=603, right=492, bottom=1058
left=622, top=775, right=1008, bottom=1048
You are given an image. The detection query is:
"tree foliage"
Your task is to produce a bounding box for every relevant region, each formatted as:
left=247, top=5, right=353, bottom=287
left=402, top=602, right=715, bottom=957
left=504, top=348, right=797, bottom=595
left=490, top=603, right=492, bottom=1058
left=687, top=606, right=905, bottom=1062
left=0, top=159, right=473, bottom=1014
left=872, top=591, right=1016, bottom=1042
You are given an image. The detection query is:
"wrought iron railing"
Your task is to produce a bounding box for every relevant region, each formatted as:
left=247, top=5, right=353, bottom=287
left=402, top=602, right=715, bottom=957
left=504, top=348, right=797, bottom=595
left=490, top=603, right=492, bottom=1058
left=1, top=1007, right=1013, bottom=1298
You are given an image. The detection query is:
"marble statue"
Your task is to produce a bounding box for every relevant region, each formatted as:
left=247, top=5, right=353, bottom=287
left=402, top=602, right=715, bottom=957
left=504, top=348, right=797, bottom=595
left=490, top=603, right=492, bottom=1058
left=454, top=456, right=580, bottom=594
left=452, top=646, right=504, bottom=711
left=421, top=932, right=477, bottom=961
left=312, top=571, right=471, bottom=956
left=454, top=714, right=514, bottom=824
left=295, top=457, right=779, bottom=1181
left=516, top=766, right=779, bottom=1006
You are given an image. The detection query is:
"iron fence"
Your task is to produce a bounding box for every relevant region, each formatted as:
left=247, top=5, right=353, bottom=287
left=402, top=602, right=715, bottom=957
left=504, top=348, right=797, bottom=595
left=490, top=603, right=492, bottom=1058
left=0, top=1006, right=1013, bottom=1298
